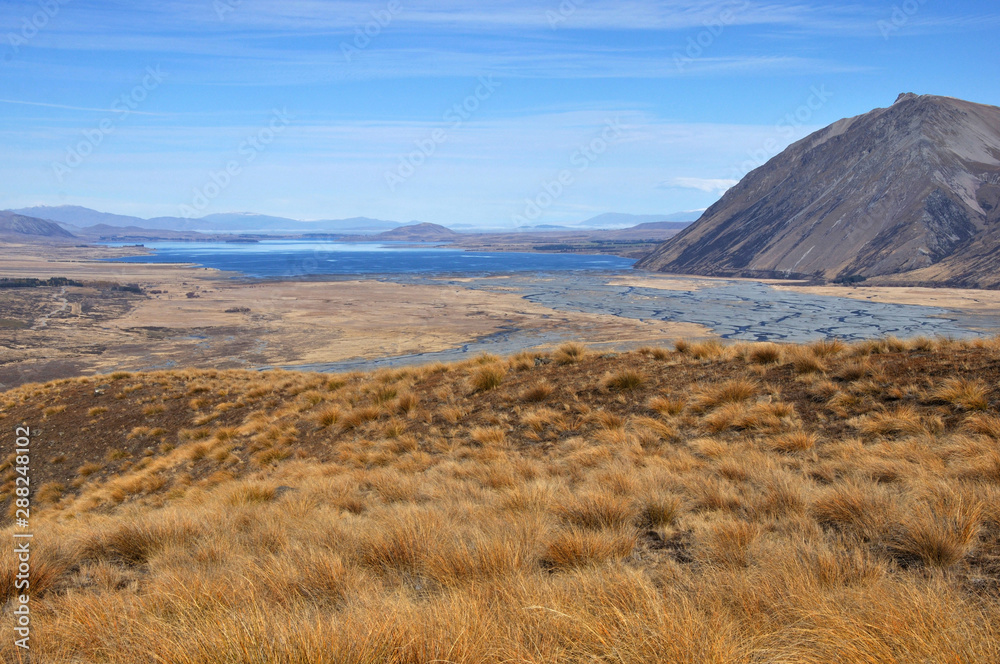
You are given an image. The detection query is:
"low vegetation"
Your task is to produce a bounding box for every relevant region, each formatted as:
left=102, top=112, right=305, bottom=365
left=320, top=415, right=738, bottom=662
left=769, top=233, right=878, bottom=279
left=1, top=335, right=999, bottom=662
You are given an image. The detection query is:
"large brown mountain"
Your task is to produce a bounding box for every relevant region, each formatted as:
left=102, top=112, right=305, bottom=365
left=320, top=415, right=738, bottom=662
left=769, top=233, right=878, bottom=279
left=637, top=94, right=1000, bottom=288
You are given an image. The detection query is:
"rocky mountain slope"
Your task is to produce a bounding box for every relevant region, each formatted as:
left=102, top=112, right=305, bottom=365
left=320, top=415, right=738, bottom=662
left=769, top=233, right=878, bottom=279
left=0, top=211, right=76, bottom=239
left=637, top=94, right=1000, bottom=288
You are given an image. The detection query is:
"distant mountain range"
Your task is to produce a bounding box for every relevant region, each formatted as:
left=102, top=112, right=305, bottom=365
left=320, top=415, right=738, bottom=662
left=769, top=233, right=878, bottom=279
left=6, top=206, right=697, bottom=236
left=638, top=93, right=1000, bottom=289
left=10, top=206, right=413, bottom=235
left=570, top=212, right=702, bottom=229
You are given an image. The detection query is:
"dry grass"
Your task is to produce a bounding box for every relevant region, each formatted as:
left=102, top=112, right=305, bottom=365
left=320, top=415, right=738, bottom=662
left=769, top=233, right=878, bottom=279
left=3, top=337, right=1000, bottom=663
left=553, top=341, right=587, bottom=365
left=520, top=380, right=554, bottom=403
left=931, top=377, right=990, bottom=411
left=690, top=378, right=759, bottom=412
left=748, top=342, right=783, bottom=365
left=469, top=363, right=507, bottom=393
left=602, top=368, right=645, bottom=392
left=851, top=405, right=928, bottom=437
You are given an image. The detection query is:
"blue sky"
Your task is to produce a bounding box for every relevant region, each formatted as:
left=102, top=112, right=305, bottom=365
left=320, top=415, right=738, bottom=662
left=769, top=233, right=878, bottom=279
left=1, top=0, right=998, bottom=227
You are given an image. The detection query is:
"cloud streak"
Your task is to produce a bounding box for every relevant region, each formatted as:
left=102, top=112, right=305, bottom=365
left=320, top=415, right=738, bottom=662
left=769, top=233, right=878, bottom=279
left=660, top=177, right=739, bottom=193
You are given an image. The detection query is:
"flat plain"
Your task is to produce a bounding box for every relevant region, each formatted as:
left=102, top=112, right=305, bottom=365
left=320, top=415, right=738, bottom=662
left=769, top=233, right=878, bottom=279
left=0, top=244, right=707, bottom=389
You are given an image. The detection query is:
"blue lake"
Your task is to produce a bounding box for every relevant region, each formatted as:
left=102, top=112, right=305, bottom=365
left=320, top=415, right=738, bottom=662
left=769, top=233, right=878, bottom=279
left=102, top=241, right=635, bottom=278
left=100, top=240, right=999, bottom=353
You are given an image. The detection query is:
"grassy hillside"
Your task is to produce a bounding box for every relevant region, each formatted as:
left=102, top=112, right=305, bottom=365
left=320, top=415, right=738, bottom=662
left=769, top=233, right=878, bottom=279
left=2, top=337, right=999, bottom=662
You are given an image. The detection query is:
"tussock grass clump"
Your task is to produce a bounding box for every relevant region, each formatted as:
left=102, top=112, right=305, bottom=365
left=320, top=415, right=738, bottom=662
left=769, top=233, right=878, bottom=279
left=542, top=526, right=637, bottom=569
left=469, top=364, right=507, bottom=393
left=638, top=345, right=671, bottom=360
left=964, top=412, right=1000, bottom=439
left=680, top=339, right=726, bottom=360
left=648, top=395, right=686, bottom=416
left=470, top=426, right=507, bottom=448
left=313, top=404, right=342, bottom=429
left=690, top=378, right=758, bottom=412
left=810, top=482, right=896, bottom=541
left=520, top=381, right=554, bottom=403
left=696, top=519, right=758, bottom=569
left=639, top=493, right=682, bottom=528
left=79, top=515, right=201, bottom=566
left=340, top=405, right=381, bottom=431
left=888, top=494, right=983, bottom=568
left=553, top=341, right=587, bottom=365
left=227, top=483, right=278, bottom=505
left=835, top=357, right=873, bottom=381
left=393, top=391, right=419, bottom=415
left=748, top=342, right=783, bottom=365
left=552, top=492, right=638, bottom=530
left=809, top=338, right=847, bottom=357
left=35, top=481, right=66, bottom=505
left=930, top=377, right=990, bottom=411
left=768, top=430, right=817, bottom=453
left=602, top=368, right=645, bottom=392
left=76, top=462, right=102, bottom=477
left=788, top=347, right=828, bottom=374
left=851, top=405, right=927, bottom=437
left=702, top=401, right=795, bottom=434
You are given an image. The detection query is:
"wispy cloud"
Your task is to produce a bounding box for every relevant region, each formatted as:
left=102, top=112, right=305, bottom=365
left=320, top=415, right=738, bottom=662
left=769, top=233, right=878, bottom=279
left=0, top=98, right=168, bottom=116
left=660, top=177, right=739, bottom=193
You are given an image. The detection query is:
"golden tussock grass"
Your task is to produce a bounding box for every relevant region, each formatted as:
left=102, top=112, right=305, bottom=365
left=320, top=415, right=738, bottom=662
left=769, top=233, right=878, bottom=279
left=689, top=377, right=759, bottom=412
left=747, top=342, right=783, bottom=364
left=553, top=341, right=587, bottom=365
left=469, top=363, right=507, bottom=393
left=3, top=336, right=1000, bottom=663
left=931, top=377, right=991, bottom=411
left=602, top=368, right=646, bottom=392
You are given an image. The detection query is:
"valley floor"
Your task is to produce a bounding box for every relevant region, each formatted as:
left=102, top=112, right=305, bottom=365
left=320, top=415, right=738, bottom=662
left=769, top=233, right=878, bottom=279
left=3, top=243, right=999, bottom=390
